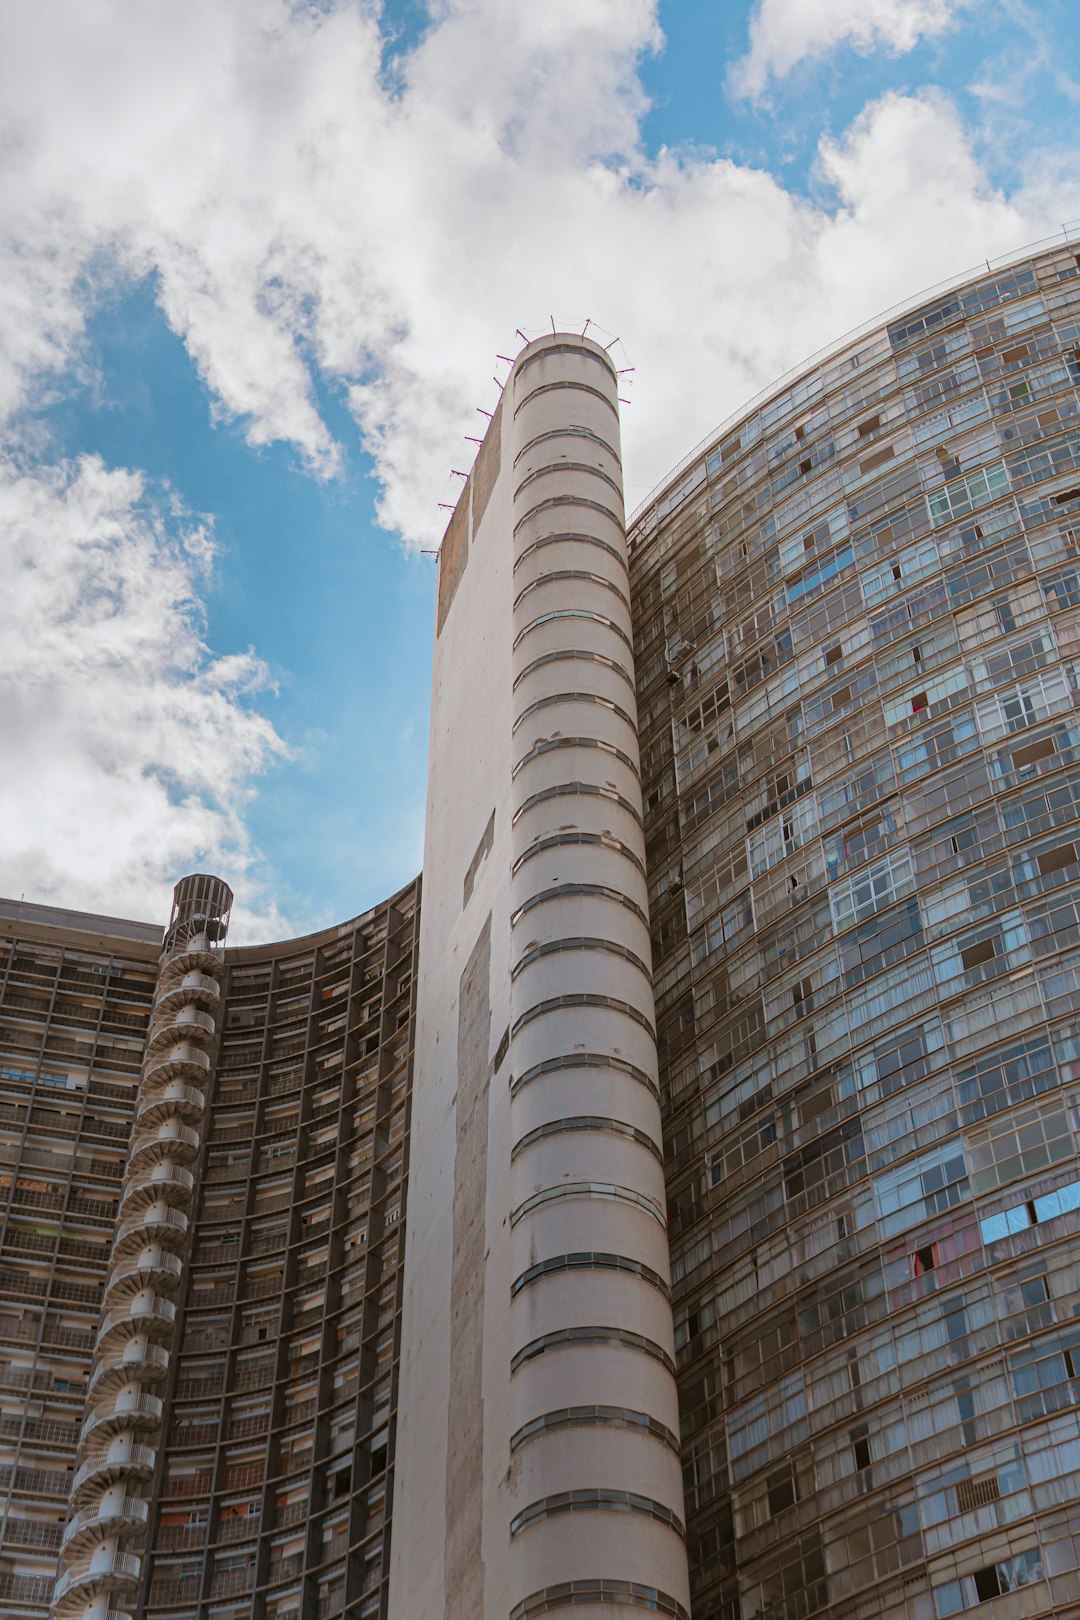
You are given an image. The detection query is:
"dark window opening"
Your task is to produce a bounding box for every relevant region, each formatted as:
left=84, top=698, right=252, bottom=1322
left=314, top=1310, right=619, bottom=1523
left=852, top=1437, right=871, bottom=1471
left=857, top=414, right=881, bottom=438
left=1037, top=844, right=1077, bottom=876
left=826, top=644, right=843, bottom=666
left=974, top=1566, right=1003, bottom=1601
left=1013, top=737, right=1056, bottom=770
left=912, top=691, right=929, bottom=713
left=961, top=938, right=997, bottom=970
left=913, top=1244, right=937, bottom=1275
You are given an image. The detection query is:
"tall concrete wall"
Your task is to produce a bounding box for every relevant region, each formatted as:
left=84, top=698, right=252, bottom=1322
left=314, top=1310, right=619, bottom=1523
left=391, top=336, right=690, bottom=1619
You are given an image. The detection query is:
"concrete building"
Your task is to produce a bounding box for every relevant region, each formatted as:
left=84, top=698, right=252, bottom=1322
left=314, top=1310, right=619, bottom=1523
left=2, top=234, right=1080, bottom=1620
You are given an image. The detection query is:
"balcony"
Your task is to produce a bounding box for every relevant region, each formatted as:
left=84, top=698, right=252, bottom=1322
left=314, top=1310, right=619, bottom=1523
left=136, top=1082, right=207, bottom=1130
left=89, top=1340, right=170, bottom=1397
left=128, top=1120, right=200, bottom=1170
left=159, top=934, right=225, bottom=980
left=52, top=1547, right=141, bottom=1613
left=146, top=1006, right=217, bottom=1056
left=113, top=1205, right=190, bottom=1255
left=96, top=1293, right=176, bottom=1349
left=60, top=1493, right=148, bottom=1555
left=119, top=1163, right=195, bottom=1214
left=73, top=1442, right=156, bottom=1504
left=105, top=1249, right=184, bottom=1300
left=143, top=1042, right=212, bottom=1092
left=79, top=1390, right=163, bottom=1445
left=154, top=969, right=222, bottom=1018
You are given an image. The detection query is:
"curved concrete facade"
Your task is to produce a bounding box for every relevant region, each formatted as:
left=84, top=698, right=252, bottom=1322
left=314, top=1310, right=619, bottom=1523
left=392, top=334, right=690, bottom=1620
left=628, top=239, right=1080, bottom=1620
left=508, top=340, right=687, bottom=1616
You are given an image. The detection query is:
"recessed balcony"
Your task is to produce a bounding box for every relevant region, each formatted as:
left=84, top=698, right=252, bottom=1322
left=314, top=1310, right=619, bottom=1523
left=60, top=1493, right=148, bottom=1556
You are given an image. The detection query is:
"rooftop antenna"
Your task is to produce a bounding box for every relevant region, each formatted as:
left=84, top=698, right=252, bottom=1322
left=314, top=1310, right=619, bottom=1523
left=582, top=318, right=592, bottom=336
left=476, top=407, right=493, bottom=418
left=492, top=376, right=503, bottom=391
left=451, top=470, right=468, bottom=480
left=550, top=316, right=557, bottom=335
left=437, top=502, right=456, bottom=511
left=496, top=354, right=514, bottom=365
left=465, top=435, right=484, bottom=445
left=516, top=329, right=528, bottom=343
left=604, top=336, right=620, bottom=351
left=421, top=549, right=439, bottom=556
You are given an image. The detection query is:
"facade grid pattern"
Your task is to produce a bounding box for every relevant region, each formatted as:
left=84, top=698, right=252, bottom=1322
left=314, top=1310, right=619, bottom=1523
left=0, top=913, right=159, bottom=1619
left=629, top=240, right=1080, bottom=1619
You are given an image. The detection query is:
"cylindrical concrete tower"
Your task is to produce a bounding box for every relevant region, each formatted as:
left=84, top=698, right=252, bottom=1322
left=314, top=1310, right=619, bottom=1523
left=506, top=336, right=691, bottom=1618
left=50, top=875, right=232, bottom=1620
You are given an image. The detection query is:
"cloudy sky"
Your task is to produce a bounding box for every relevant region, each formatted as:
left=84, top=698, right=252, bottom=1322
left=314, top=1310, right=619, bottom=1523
left=1, top=0, right=1078, bottom=939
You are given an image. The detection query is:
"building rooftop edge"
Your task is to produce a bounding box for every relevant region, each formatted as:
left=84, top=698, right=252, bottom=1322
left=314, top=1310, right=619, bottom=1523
left=627, top=219, right=1080, bottom=532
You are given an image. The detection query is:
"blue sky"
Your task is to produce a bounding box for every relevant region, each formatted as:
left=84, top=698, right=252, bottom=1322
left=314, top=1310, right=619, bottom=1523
left=1, top=0, right=1079, bottom=938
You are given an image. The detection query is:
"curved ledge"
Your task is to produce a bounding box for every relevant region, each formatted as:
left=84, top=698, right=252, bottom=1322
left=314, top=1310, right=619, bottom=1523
left=513, top=646, right=635, bottom=691
left=510, top=1580, right=689, bottom=1620
left=511, top=1115, right=662, bottom=1162
left=514, top=462, right=624, bottom=502
left=515, top=528, right=628, bottom=574
left=513, top=569, right=630, bottom=613
left=512, top=832, right=644, bottom=882
left=513, top=689, right=636, bottom=734
left=510, top=1050, right=659, bottom=1100
left=511, top=937, right=651, bottom=985
left=513, top=494, right=623, bottom=537
left=511, top=882, right=649, bottom=930
left=510, top=1181, right=665, bottom=1229
left=510, top=1404, right=680, bottom=1455
left=509, top=1487, right=684, bottom=1539
left=512, top=781, right=641, bottom=828
left=512, top=607, right=632, bottom=654
left=511, top=1326, right=675, bottom=1377
left=511, top=993, right=655, bottom=1041
left=511, top=1251, right=670, bottom=1301
left=513, top=380, right=618, bottom=420
left=514, top=342, right=618, bottom=383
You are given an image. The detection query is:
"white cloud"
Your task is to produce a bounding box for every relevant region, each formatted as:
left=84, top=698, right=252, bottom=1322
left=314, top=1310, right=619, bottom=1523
left=0, top=454, right=288, bottom=940
left=730, top=0, right=972, bottom=101
left=0, top=0, right=1078, bottom=930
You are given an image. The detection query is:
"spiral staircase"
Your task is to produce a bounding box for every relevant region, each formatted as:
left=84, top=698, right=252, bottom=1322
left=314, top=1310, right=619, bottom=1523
left=50, top=875, right=232, bottom=1620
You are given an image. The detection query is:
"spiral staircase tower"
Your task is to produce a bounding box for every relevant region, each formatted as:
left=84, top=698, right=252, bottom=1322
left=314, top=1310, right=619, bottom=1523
left=50, top=874, right=232, bottom=1620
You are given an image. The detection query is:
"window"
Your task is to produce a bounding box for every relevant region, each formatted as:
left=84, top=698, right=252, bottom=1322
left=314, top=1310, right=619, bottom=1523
left=1037, top=843, right=1077, bottom=877
left=913, top=1244, right=938, bottom=1276
left=960, top=938, right=996, bottom=970
left=852, top=1435, right=871, bottom=1471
